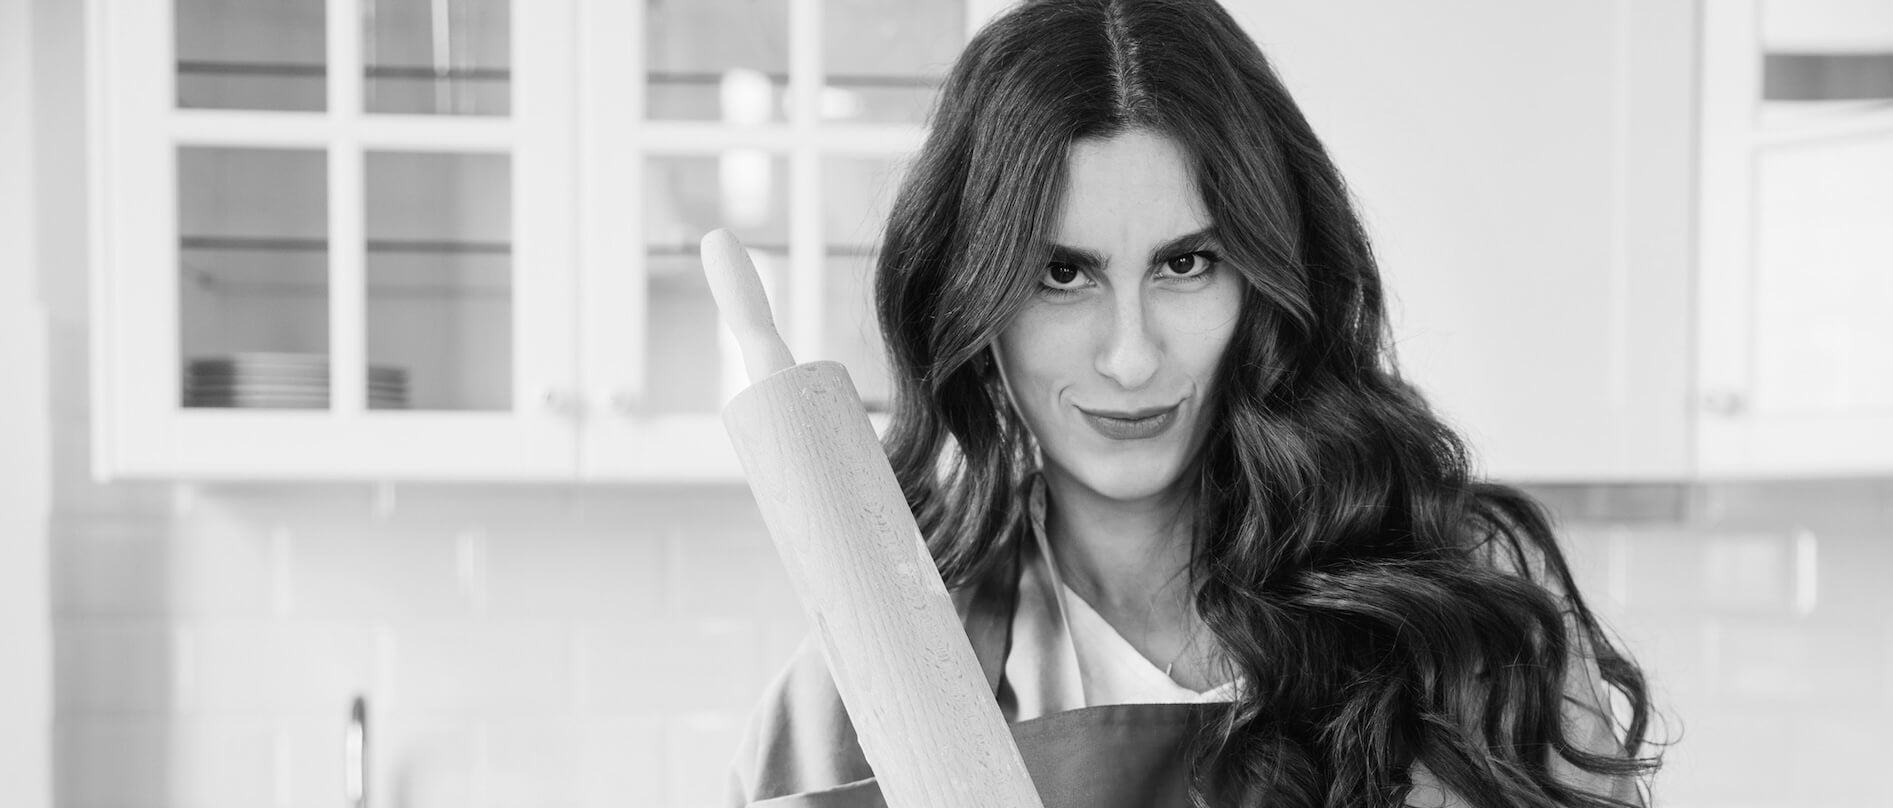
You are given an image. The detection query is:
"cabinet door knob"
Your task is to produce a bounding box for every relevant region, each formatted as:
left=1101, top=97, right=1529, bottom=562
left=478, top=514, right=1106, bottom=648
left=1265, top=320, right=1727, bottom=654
left=1702, top=390, right=1748, bottom=416
left=606, top=389, right=639, bottom=416
left=542, top=387, right=583, bottom=417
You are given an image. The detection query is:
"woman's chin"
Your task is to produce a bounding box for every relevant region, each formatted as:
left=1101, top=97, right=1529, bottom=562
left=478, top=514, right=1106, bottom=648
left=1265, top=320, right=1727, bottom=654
left=1067, top=457, right=1190, bottom=505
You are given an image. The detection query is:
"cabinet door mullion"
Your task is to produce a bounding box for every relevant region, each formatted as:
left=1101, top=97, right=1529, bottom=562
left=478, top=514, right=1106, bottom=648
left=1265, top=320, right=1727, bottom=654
left=786, top=0, right=824, bottom=360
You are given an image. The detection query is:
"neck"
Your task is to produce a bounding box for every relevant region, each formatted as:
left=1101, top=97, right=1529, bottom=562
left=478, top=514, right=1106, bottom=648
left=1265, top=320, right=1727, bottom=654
left=1039, top=466, right=1198, bottom=624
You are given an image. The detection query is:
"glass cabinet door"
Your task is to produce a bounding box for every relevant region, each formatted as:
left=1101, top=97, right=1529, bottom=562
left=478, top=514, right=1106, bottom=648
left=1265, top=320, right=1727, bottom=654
left=819, top=156, right=910, bottom=412
left=363, top=0, right=511, bottom=116
left=177, top=146, right=334, bottom=409
left=822, top=0, right=966, bottom=124
left=642, top=152, right=793, bottom=415
left=175, top=0, right=329, bottom=112
left=93, top=0, right=578, bottom=479
left=361, top=150, right=513, bottom=412
left=175, top=146, right=522, bottom=415
left=644, top=0, right=788, bottom=122
left=577, top=0, right=974, bottom=480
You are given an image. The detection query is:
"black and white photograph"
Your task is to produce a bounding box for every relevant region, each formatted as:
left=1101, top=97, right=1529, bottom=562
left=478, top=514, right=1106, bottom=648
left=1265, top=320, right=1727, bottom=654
left=3, top=1, right=1891, bottom=806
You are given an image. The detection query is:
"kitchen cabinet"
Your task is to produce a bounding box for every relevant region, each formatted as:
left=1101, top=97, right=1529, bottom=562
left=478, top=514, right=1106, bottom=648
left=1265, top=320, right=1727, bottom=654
left=1230, top=0, right=1698, bottom=482
left=90, top=0, right=580, bottom=480
left=1696, top=0, right=1893, bottom=477
left=573, top=0, right=995, bottom=482
left=1231, top=0, right=1893, bottom=482
left=95, top=0, right=1887, bottom=483
left=87, top=0, right=997, bottom=481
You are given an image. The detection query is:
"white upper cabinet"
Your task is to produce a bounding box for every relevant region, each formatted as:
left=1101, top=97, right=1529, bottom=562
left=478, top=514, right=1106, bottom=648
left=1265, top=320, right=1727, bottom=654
left=1698, top=0, right=1893, bottom=477
left=87, top=0, right=976, bottom=482
left=93, top=0, right=1885, bottom=483
left=90, top=0, right=580, bottom=480
left=1229, top=0, right=1698, bottom=482
left=1232, top=0, right=1893, bottom=482
left=572, top=0, right=976, bottom=482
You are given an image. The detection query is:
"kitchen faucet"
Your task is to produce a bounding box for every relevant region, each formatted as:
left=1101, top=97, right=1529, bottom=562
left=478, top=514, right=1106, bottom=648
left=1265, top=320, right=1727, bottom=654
left=347, top=694, right=369, bottom=808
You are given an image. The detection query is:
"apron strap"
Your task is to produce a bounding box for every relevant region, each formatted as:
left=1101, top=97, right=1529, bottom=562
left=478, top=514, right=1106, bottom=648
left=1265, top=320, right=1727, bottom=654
left=955, top=534, right=1022, bottom=699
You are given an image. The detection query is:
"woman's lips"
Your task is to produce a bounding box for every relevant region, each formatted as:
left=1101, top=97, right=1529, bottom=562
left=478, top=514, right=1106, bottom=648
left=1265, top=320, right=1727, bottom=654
left=1079, top=405, right=1179, bottom=440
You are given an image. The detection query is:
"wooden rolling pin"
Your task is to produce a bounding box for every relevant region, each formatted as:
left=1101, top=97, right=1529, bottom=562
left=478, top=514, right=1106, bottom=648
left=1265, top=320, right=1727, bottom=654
left=702, top=229, right=1043, bottom=808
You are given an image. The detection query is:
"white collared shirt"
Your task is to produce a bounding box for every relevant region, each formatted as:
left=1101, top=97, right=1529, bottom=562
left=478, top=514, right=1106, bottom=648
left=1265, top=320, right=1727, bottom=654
left=1003, top=476, right=1239, bottom=722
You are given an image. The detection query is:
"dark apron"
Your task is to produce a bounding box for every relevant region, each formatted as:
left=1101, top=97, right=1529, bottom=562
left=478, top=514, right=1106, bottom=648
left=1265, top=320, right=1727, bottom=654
left=752, top=541, right=1216, bottom=808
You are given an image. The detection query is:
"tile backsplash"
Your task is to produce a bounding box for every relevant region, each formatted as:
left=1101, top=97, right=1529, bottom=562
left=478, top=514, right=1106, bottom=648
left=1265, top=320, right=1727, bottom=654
left=1527, top=482, right=1893, bottom=808
left=48, top=324, right=1893, bottom=808
left=50, top=326, right=806, bottom=807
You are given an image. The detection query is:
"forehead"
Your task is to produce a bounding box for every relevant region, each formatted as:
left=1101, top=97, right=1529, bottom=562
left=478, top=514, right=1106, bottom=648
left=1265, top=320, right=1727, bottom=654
left=1054, top=129, right=1210, bottom=249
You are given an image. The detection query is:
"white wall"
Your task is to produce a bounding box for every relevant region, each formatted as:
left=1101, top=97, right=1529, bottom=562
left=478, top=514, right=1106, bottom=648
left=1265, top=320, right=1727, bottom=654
left=1, top=0, right=53, bottom=801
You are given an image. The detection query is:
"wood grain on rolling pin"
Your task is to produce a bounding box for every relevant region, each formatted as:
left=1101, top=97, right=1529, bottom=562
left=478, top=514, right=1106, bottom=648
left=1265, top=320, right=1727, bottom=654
left=706, top=227, right=1040, bottom=808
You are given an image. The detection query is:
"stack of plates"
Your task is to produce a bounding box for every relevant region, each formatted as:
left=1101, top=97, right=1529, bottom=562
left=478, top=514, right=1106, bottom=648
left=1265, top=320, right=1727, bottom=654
left=183, top=352, right=410, bottom=409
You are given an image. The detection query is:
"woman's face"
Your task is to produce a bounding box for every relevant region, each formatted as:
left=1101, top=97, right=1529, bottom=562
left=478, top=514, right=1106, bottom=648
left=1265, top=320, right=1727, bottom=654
left=994, top=129, right=1243, bottom=506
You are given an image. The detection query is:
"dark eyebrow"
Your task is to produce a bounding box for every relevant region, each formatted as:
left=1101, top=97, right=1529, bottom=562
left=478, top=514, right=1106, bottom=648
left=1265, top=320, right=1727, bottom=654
left=1046, top=228, right=1220, bottom=270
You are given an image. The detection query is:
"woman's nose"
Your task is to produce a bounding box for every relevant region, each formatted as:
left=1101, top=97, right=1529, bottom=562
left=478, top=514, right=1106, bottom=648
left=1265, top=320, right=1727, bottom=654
left=1094, top=295, right=1161, bottom=390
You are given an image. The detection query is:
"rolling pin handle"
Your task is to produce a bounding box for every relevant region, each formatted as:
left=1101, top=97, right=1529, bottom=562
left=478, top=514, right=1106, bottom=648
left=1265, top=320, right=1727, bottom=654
left=700, top=229, right=797, bottom=383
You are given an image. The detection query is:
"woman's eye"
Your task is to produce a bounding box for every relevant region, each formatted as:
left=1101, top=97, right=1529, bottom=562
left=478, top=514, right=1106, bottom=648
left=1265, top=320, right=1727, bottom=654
left=1162, top=251, right=1217, bottom=278
left=1041, top=262, right=1087, bottom=291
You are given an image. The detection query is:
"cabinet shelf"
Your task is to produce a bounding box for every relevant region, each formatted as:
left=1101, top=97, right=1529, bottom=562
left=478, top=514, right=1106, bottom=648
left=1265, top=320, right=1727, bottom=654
left=646, top=70, right=936, bottom=90
left=180, top=269, right=510, bottom=299
left=643, top=243, right=874, bottom=257
left=642, top=243, right=877, bottom=282
left=181, top=235, right=510, bottom=254
left=176, top=60, right=938, bottom=90
left=181, top=235, right=511, bottom=298
left=178, top=59, right=510, bottom=83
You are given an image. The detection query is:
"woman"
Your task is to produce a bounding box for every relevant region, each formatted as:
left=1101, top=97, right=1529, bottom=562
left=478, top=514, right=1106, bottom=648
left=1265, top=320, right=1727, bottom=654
left=728, top=1, right=1660, bottom=805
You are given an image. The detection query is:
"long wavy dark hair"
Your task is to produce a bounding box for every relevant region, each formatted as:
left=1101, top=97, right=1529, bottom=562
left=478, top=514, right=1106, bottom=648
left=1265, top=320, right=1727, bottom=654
left=872, top=1, right=1660, bottom=806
